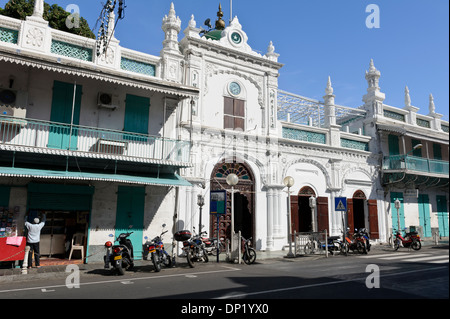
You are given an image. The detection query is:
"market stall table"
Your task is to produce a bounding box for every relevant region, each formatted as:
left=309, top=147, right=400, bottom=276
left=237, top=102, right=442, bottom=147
left=0, top=237, right=26, bottom=262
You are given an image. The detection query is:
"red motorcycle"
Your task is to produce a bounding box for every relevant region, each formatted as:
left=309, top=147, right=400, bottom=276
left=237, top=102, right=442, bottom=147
left=341, top=228, right=368, bottom=255
left=394, top=229, right=421, bottom=251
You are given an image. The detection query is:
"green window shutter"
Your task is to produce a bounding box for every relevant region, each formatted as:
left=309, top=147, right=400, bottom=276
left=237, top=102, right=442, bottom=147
left=124, top=94, right=150, bottom=134
left=0, top=186, right=11, bottom=207
left=48, top=81, right=82, bottom=150
left=433, top=143, right=442, bottom=160
left=436, top=195, right=449, bottom=237
left=388, top=135, right=400, bottom=155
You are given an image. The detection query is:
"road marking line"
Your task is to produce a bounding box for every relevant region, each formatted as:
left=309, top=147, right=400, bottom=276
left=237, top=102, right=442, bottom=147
left=41, top=289, right=55, bottom=293
left=379, top=253, right=430, bottom=260
left=358, top=252, right=410, bottom=259
left=403, top=255, right=449, bottom=262
left=428, top=259, right=449, bottom=264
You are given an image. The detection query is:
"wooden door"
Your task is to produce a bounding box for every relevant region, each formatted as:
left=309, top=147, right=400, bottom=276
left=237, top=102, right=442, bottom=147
left=290, top=196, right=299, bottom=234
left=115, top=186, right=145, bottom=260
left=347, top=198, right=354, bottom=234
left=316, top=197, right=329, bottom=233
left=368, top=199, right=379, bottom=239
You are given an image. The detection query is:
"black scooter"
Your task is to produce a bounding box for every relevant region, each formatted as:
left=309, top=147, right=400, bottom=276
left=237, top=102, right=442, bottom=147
left=104, top=232, right=134, bottom=275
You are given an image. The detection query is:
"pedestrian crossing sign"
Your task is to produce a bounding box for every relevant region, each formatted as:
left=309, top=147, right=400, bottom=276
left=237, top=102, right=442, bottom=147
left=335, top=197, right=347, bottom=211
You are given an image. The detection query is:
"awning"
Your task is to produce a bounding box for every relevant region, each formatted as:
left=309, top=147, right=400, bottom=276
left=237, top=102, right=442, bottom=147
left=0, top=167, right=191, bottom=187
left=0, top=49, right=199, bottom=100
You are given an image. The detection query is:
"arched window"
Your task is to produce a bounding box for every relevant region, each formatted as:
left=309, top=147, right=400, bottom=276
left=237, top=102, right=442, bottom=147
left=299, top=186, right=316, bottom=197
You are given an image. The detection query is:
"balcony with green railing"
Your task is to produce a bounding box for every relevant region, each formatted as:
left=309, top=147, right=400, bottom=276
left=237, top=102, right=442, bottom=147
left=383, top=155, right=449, bottom=177
left=0, top=115, right=190, bottom=165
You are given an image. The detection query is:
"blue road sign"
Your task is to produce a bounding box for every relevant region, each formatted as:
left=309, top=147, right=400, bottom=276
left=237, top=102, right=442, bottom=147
left=210, top=190, right=227, bottom=215
left=335, top=197, right=347, bottom=211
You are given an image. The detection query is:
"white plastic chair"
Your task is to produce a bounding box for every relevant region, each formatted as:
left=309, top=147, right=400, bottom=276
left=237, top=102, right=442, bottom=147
left=69, top=233, right=85, bottom=261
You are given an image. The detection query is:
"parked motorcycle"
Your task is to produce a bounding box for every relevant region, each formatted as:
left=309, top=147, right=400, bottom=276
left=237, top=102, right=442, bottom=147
left=358, top=228, right=371, bottom=252
left=394, top=228, right=421, bottom=251
left=323, top=236, right=346, bottom=255
left=342, top=228, right=368, bottom=254
left=175, top=228, right=208, bottom=268
left=203, top=235, right=225, bottom=256
left=104, top=232, right=134, bottom=275
left=242, top=236, right=256, bottom=265
left=202, top=235, right=215, bottom=255
left=143, top=224, right=172, bottom=272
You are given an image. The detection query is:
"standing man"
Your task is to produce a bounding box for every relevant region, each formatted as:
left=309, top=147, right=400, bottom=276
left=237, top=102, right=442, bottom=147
left=25, top=214, right=46, bottom=268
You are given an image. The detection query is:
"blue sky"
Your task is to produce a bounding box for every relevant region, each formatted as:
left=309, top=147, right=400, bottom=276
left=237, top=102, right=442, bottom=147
left=2, top=0, right=448, bottom=120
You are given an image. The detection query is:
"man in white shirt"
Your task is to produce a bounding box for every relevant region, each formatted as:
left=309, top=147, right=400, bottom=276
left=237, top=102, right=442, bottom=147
left=24, top=214, right=46, bottom=268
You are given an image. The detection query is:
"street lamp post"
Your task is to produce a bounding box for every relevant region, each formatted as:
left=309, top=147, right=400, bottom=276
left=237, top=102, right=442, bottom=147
left=226, top=173, right=239, bottom=261
left=283, top=176, right=295, bottom=258
left=394, top=198, right=401, bottom=232
left=197, top=194, right=205, bottom=234
left=309, top=196, right=316, bottom=232
left=394, top=198, right=402, bottom=248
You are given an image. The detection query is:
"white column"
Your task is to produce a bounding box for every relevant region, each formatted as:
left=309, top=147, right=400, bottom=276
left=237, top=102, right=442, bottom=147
left=272, top=188, right=280, bottom=236
left=266, top=188, right=274, bottom=250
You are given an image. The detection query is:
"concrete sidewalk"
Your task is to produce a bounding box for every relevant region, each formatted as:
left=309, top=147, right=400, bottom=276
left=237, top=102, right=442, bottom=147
left=1, top=240, right=447, bottom=283
left=0, top=248, right=291, bottom=283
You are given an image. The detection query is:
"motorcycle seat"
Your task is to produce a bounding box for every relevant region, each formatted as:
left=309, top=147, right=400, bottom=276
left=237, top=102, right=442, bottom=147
left=328, top=236, right=340, bottom=240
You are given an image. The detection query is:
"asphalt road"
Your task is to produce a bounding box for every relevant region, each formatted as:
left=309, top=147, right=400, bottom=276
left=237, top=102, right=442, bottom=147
left=0, top=246, right=447, bottom=311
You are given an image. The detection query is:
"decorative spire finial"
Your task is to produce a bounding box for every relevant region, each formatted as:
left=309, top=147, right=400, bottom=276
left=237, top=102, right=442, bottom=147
left=162, top=2, right=181, bottom=53
left=215, top=3, right=226, bottom=30
left=429, top=93, right=436, bottom=114
left=405, top=86, right=411, bottom=107
left=365, top=58, right=381, bottom=91
left=265, top=41, right=279, bottom=61
left=32, top=0, right=44, bottom=18
left=325, top=76, right=334, bottom=95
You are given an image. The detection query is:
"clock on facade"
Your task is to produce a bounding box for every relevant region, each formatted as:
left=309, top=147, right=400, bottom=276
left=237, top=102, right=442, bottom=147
left=229, top=82, right=241, bottom=96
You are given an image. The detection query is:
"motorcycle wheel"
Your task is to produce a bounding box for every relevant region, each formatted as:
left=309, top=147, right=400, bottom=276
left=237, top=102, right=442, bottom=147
left=340, top=242, right=349, bottom=256
left=116, top=260, right=125, bottom=276
left=202, top=249, right=209, bottom=263
left=411, top=240, right=421, bottom=251
left=394, top=239, right=400, bottom=251
left=243, top=248, right=257, bottom=265
left=151, top=252, right=161, bottom=272
left=186, top=248, right=195, bottom=268
left=164, top=254, right=172, bottom=268
left=357, top=241, right=367, bottom=254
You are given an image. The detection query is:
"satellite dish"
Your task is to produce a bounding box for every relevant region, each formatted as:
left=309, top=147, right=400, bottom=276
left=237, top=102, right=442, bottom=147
left=204, top=18, right=212, bottom=29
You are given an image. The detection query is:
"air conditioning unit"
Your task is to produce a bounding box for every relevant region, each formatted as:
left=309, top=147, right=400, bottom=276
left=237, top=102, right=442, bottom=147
left=0, top=88, right=27, bottom=119
left=97, top=92, right=119, bottom=110
left=0, top=89, right=17, bottom=107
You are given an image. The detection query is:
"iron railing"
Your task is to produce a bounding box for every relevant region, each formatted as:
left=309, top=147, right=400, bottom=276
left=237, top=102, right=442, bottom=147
left=383, top=155, right=449, bottom=176
left=0, top=115, right=190, bottom=164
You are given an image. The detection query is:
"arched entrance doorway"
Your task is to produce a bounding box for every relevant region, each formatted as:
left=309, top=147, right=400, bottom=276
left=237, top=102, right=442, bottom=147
left=348, top=190, right=367, bottom=233
left=210, top=161, right=255, bottom=244
left=292, top=186, right=316, bottom=232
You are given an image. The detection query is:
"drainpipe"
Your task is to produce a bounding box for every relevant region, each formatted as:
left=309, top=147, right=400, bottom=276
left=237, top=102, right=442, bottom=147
left=68, top=81, right=77, bottom=151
